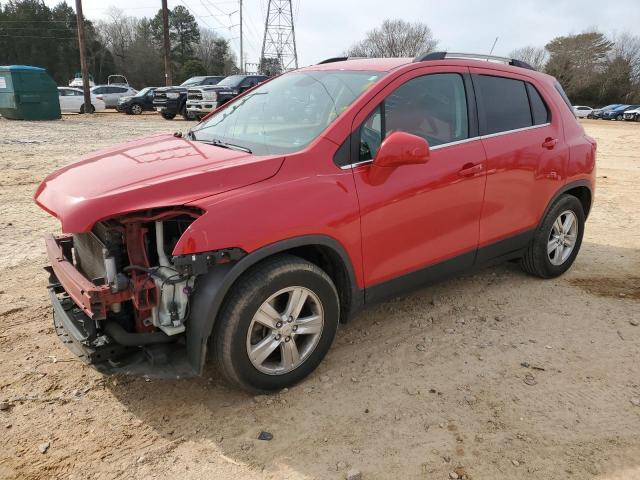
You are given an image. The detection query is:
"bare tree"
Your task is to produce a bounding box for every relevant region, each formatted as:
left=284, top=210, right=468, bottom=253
left=509, top=46, right=548, bottom=71
left=97, top=8, right=138, bottom=64
left=194, top=29, right=236, bottom=75
left=346, top=19, right=438, bottom=58
left=609, top=32, right=640, bottom=82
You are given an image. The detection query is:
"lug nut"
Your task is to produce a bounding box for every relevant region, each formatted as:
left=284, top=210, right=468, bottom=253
left=275, top=334, right=281, bottom=340
left=285, top=336, right=291, bottom=342
left=276, top=321, right=283, bottom=328
left=292, top=325, right=298, bottom=332
left=288, top=316, right=293, bottom=323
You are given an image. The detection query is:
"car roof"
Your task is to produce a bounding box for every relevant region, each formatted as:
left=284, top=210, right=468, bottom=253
left=299, top=57, right=552, bottom=80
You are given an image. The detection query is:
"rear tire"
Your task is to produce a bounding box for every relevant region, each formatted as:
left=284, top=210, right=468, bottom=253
left=212, top=254, right=340, bottom=392
left=79, top=104, right=95, bottom=114
left=521, top=194, right=585, bottom=278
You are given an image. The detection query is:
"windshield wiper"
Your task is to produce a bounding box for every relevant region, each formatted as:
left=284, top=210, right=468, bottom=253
left=199, top=138, right=252, bottom=154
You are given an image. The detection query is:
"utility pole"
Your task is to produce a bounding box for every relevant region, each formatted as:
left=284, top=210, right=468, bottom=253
left=239, top=0, right=244, bottom=74
left=161, top=0, right=172, bottom=86
left=74, top=0, right=92, bottom=114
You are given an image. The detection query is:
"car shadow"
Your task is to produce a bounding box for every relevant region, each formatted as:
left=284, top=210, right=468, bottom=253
left=105, top=240, right=640, bottom=478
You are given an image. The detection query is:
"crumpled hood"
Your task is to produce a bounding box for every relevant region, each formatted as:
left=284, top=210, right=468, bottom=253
left=34, top=133, right=283, bottom=232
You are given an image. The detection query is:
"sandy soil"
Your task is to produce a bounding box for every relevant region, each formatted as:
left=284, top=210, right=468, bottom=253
left=0, top=114, right=639, bottom=480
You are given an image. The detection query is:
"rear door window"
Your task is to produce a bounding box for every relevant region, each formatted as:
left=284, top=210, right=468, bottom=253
left=474, top=75, right=532, bottom=135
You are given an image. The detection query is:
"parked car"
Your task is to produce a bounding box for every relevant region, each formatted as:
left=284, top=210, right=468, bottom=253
left=186, top=75, right=268, bottom=120
left=572, top=105, right=593, bottom=118
left=57, top=87, right=106, bottom=113
left=601, top=104, right=640, bottom=120
left=623, top=106, right=640, bottom=121
left=91, top=84, right=138, bottom=109
left=153, top=76, right=225, bottom=120
left=35, top=52, right=596, bottom=392
left=588, top=104, right=621, bottom=119
left=69, top=72, right=95, bottom=88
left=116, top=87, right=157, bottom=115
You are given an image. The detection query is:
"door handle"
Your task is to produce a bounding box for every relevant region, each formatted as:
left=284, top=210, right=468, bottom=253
left=459, top=163, right=483, bottom=177
left=542, top=137, right=558, bottom=149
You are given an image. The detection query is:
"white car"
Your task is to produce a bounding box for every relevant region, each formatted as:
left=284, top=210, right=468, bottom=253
left=573, top=105, right=593, bottom=118
left=623, top=107, right=640, bottom=121
left=91, top=85, right=137, bottom=108
left=57, top=87, right=106, bottom=114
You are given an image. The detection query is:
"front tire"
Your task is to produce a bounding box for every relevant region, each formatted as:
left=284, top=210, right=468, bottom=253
left=521, top=194, right=585, bottom=278
left=161, top=111, right=176, bottom=120
left=213, top=254, right=340, bottom=392
left=130, top=103, right=143, bottom=115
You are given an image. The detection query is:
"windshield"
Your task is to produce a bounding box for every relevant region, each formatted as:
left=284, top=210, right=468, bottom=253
left=181, top=77, right=205, bottom=86
left=135, top=87, right=152, bottom=97
left=191, top=70, right=384, bottom=155
left=216, top=75, right=245, bottom=87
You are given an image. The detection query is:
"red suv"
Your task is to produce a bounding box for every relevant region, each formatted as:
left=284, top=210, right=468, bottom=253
left=35, top=52, right=596, bottom=391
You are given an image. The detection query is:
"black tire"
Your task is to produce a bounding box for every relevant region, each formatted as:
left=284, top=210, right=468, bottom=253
left=130, top=103, right=143, bottom=115
left=161, top=111, right=176, bottom=120
left=616, top=114, right=623, bottom=121
left=521, top=194, right=585, bottom=279
left=180, top=104, right=193, bottom=121
left=79, top=103, right=95, bottom=114
left=213, top=254, right=340, bottom=392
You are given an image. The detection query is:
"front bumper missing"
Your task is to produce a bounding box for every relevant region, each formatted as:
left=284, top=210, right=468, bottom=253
left=45, top=234, right=196, bottom=378
left=45, top=234, right=131, bottom=320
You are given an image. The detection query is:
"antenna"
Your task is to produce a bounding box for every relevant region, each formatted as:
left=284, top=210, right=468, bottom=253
left=260, top=0, right=298, bottom=72
left=489, top=36, right=499, bottom=55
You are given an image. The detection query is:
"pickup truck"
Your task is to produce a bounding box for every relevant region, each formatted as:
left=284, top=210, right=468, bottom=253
left=186, top=74, right=267, bottom=120
left=153, top=76, right=225, bottom=120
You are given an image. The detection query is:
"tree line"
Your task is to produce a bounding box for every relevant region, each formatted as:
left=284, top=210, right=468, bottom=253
left=0, top=0, right=236, bottom=88
left=346, top=20, right=640, bottom=107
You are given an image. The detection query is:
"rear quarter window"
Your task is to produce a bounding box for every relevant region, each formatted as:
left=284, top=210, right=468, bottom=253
left=525, top=83, right=550, bottom=125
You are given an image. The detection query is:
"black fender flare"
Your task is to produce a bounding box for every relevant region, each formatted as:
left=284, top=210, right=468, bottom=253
left=186, top=235, right=362, bottom=374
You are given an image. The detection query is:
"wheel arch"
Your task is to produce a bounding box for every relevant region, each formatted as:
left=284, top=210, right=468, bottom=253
left=186, top=235, right=363, bottom=374
left=540, top=180, right=593, bottom=225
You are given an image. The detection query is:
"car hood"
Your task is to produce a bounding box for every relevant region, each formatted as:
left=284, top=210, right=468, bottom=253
left=34, top=134, right=284, bottom=232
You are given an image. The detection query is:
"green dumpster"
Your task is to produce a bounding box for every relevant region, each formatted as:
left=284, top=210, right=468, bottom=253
left=0, top=65, right=61, bottom=120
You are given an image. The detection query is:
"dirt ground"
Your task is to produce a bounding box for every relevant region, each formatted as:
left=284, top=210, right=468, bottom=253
left=0, top=113, right=639, bottom=480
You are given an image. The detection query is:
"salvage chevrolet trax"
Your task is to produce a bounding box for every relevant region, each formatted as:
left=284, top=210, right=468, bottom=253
left=35, top=52, right=596, bottom=392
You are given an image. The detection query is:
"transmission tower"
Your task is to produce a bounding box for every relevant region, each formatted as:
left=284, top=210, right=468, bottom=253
left=260, top=0, right=298, bottom=72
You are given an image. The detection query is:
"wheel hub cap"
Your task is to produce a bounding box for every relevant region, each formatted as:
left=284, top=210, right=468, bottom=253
left=246, top=286, right=324, bottom=375
left=547, top=210, right=578, bottom=266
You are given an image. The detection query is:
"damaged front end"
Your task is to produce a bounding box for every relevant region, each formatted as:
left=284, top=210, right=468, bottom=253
left=45, top=207, right=243, bottom=377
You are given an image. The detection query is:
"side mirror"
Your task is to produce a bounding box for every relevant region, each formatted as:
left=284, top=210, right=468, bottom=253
left=373, top=131, right=430, bottom=168
left=369, top=131, right=430, bottom=184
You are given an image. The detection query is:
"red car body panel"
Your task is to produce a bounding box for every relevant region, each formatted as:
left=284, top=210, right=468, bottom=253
left=35, top=58, right=596, bottom=297
left=34, top=134, right=284, bottom=232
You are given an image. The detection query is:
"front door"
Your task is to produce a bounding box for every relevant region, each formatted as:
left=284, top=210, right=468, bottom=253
left=350, top=68, right=487, bottom=298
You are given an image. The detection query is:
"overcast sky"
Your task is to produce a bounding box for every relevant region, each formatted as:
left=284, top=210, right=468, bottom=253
left=43, top=0, right=640, bottom=67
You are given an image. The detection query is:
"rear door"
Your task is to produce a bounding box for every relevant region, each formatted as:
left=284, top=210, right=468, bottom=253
left=350, top=67, right=487, bottom=294
left=470, top=69, right=566, bottom=259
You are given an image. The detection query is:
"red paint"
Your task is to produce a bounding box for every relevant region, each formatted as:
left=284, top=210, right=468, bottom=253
left=35, top=58, right=596, bottom=293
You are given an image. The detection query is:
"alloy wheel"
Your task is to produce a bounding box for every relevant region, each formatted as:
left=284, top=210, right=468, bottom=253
left=246, top=286, right=324, bottom=375
left=547, top=210, right=578, bottom=266
left=131, top=104, right=142, bottom=115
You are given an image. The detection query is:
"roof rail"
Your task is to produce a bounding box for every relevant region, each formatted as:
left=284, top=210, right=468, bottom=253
left=413, top=51, right=535, bottom=70
left=317, top=56, right=350, bottom=65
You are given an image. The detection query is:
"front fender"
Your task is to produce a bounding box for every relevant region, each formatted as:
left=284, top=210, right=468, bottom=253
left=186, top=235, right=362, bottom=374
